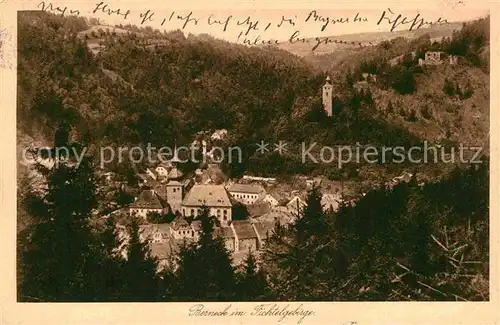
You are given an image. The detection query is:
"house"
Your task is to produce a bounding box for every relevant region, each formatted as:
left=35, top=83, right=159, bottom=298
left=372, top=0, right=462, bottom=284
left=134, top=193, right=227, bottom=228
left=190, top=220, right=203, bottom=239
left=425, top=51, right=442, bottom=63
left=262, top=193, right=280, bottom=206
left=252, top=220, right=275, bottom=249
left=181, top=184, right=234, bottom=226
left=210, top=129, right=228, bottom=141
left=139, top=224, right=171, bottom=244
left=247, top=201, right=272, bottom=217
left=231, top=220, right=259, bottom=252
left=227, top=183, right=266, bottom=205
left=155, top=163, right=171, bottom=179
left=418, top=51, right=452, bottom=66
left=129, top=189, right=170, bottom=219
left=170, top=215, right=195, bottom=240
left=259, top=210, right=295, bottom=225
left=321, top=193, right=341, bottom=212
left=214, top=226, right=237, bottom=252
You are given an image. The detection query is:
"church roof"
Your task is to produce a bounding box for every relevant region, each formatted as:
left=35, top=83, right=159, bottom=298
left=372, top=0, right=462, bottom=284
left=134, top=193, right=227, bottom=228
left=130, top=190, right=168, bottom=209
left=168, top=167, right=183, bottom=180
left=182, top=185, right=233, bottom=207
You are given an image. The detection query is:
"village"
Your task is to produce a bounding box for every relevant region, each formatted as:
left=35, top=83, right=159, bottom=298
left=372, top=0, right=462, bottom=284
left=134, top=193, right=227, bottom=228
left=102, top=73, right=419, bottom=271
left=105, top=141, right=346, bottom=270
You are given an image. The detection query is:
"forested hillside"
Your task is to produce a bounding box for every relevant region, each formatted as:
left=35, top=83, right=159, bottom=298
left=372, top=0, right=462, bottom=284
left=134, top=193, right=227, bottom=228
left=18, top=12, right=419, bottom=158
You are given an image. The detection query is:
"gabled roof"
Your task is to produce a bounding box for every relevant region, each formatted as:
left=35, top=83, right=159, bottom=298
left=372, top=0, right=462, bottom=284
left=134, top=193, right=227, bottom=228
left=182, top=185, right=233, bottom=207
left=139, top=224, right=171, bottom=240
left=153, top=185, right=168, bottom=200
left=171, top=215, right=190, bottom=230
left=232, top=220, right=258, bottom=240
left=150, top=243, right=172, bottom=260
left=214, top=226, right=235, bottom=239
left=227, top=183, right=265, bottom=194
left=253, top=221, right=275, bottom=240
left=287, top=195, right=307, bottom=207
left=247, top=201, right=271, bottom=217
left=130, top=190, right=168, bottom=209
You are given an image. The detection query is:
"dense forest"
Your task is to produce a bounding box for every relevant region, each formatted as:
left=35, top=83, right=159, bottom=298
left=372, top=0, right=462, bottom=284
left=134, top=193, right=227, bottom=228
left=18, top=12, right=489, bottom=181
left=18, top=12, right=428, bottom=176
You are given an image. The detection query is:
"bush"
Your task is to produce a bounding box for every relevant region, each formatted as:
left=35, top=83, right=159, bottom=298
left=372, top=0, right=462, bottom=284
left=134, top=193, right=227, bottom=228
left=390, top=66, right=416, bottom=94
left=460, top=82, right=474, bottom=99
left=443, top=78, right=456, bottom=96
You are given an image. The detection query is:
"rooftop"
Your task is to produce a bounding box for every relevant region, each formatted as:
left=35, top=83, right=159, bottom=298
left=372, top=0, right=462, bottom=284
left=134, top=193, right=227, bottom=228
left=182, top=184, right=233, bottom=207
left=253, top=221, right=275, bottom=240
left=171, top=215, right=190, bottom=230
left=227, top=183, right=265, bottom=194
left=214, top=226, right=235, bottom=239
left=232, top=220, right=258, bottom=239
left=168, top=167, right=183, bottom=180
left=130, top=190, right=168, bottom=209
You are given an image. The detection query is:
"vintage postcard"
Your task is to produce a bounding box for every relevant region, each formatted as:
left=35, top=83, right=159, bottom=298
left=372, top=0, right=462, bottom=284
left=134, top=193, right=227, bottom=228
left=0, top=0, right=499, bottom=324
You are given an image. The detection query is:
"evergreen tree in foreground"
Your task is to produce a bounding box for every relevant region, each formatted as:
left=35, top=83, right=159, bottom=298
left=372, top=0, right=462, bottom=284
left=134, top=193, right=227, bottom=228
left=173, top=205, right=237, bottom=301
left=236, top=250, right=270, bottom=301
left=121, top=219, right=160, bottom=301
left=20, top=157, right=107, bottom=301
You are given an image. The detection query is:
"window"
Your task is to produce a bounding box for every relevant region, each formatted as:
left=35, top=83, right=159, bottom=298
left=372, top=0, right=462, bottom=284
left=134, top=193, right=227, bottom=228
left=173, top=188, right=176, bottom=193
left=191, top=231, right=194, bottom=236
left=217, top=209, right=221, bottom=216
left=191, top=209, right=194, bottom=216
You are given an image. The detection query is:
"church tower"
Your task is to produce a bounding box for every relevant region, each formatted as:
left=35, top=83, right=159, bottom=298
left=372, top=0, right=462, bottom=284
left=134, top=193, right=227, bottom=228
left=166, top=146, right=184, bottom=214
left=322, top=76, right=333, bottom=117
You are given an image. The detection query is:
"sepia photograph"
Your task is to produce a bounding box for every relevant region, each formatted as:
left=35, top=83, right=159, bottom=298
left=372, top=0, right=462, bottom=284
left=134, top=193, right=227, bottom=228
left=7, top=0, right=493, bottom=311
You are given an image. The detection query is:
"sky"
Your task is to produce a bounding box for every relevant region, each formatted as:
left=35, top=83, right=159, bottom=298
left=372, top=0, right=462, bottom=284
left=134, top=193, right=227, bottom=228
left=28, top=0, right=490, bottom=43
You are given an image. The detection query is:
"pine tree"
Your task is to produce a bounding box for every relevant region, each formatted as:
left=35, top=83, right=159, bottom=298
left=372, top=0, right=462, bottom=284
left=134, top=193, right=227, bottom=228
left=20, top=157, right=106, bottom=301
left=263, top=187, right=345, bottom=300
left=97, top=216, right=126, bottom=301
left=121, top=219, right=160, bottom=301
left=173, top=205, right=237, bottom=301
left=236, top=250, right=269, bottom=301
